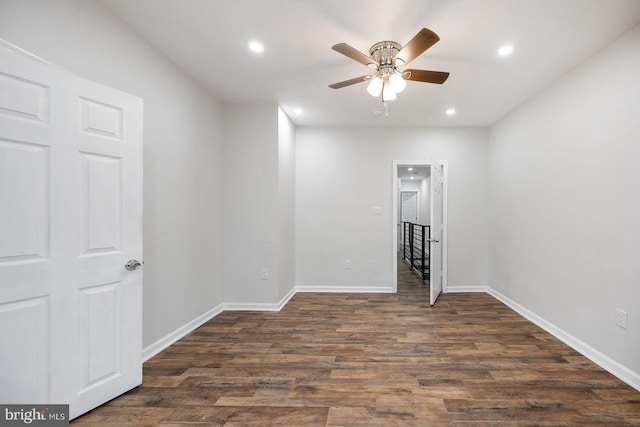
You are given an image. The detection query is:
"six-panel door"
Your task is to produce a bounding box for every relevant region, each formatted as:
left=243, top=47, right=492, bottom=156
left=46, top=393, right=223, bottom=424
left=0, top=45, right=143, bottom=419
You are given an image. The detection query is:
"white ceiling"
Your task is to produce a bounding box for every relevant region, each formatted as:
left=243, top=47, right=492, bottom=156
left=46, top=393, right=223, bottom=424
left=99, top=0, right=640, bottom=127
left=398, top=166, right=429, bottom=182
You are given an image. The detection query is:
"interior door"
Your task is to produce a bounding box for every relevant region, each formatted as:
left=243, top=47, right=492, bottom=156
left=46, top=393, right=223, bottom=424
left=0, top=44, right=143, bottom=419
left=429, top=162, right=443, bottom=306
left=401, top=192, right=418, bottom=223
left=400, top=191, right=418, bottom=245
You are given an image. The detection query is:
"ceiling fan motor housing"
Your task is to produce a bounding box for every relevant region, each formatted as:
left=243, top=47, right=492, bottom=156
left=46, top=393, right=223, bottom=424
left=369, top=41, right=402, bottom=66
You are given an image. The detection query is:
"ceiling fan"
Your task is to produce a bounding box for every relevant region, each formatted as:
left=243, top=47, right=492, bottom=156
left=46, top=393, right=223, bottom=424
left=329, top=28, right=449, bottom=103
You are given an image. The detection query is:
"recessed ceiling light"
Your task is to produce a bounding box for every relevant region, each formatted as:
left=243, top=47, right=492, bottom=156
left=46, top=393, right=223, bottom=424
left=446, top=108, right=456, bottom=116
left=410, top=176, right=414, bottom=180
left=498, top=45, right=513, bottom=56
left=248, top=41, right=264, bottom=53
left=408, top=167, right=413, bottom=171
left=293, top=108, right=303, bottom=115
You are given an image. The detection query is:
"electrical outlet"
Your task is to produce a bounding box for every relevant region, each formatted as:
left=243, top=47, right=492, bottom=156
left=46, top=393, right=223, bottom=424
left=344, top=260, right=352, bottom=269
left=260, top=268, right=269, bottom=280
left=615, top=309, right=627, bottom=329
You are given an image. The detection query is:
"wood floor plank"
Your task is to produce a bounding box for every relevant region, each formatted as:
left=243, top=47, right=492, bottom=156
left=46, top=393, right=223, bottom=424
left=72, top=255, right=640, bottom=425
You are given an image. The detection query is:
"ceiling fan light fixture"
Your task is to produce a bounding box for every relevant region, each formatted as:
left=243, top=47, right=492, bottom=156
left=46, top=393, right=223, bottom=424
left=367, top=76, right=383, bottom=97
left=382, top=83, right=397, bottom=101
left=389, top=72, right=406, bottom=93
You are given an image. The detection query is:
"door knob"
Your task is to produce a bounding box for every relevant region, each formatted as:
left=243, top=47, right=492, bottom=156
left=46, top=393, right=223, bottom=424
left=125, top=259, right=142, bottom=271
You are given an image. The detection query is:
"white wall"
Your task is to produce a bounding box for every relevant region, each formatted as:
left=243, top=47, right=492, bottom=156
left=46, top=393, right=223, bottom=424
left=420, top=176, right=430, bottom=226
left=222, top=105, right=295, bottom=305
left=278, top=108, right=296, bottom=301
left=222, top=104, right=279, bottom=304
left=296, top=127, right=489, bottom=291
left=0, top=0, right=225, bottom=348
left=488, top=25, right=640, bottom=376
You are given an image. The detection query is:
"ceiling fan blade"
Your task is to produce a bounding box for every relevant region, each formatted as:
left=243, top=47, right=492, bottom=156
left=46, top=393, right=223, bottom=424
left=328, top=75, right=371, bottom=89
left=404, top=69, right=450, bottom=84
left=394, top=28, right=439, bottom=66
left=332, top=43, right=378, bottom=68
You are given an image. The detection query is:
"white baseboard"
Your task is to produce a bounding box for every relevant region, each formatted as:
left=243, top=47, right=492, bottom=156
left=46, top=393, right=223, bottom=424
left=277, top=287, right=297, bottom=309
left=487, top=287, right=640, bottom=393
left=224, top=287, right=297, bottom=312
left=295, top=285, right=393, bottom=293
left=142, top=303, right=225, bottom=362
left=446, top=285, right=487, bottom=293
left=222, top=302, right=282, bottom=311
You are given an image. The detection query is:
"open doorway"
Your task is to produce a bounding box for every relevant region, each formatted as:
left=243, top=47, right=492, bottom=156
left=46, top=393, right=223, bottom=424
left=392, top=161, right=447, bottom=305
left=397, top=165, right=430, bottom=287
left=398, top=167, right=430, bottom=250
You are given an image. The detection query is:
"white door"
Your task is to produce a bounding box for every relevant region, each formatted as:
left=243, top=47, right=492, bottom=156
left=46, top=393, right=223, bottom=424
left=400, top=191, right=418, bottom=245
left=429, top=162, right=443, bottom=306
left=0, top=44, right=143, bottom=419
left=401, top=191, right=418, bottom=223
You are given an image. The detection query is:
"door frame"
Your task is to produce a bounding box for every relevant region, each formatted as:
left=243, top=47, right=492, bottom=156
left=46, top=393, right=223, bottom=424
left=392, top=160, right=448, bottom=293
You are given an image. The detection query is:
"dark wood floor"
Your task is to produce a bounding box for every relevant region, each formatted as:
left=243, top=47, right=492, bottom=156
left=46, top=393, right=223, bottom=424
left=73, top=256, right=640, bottom=425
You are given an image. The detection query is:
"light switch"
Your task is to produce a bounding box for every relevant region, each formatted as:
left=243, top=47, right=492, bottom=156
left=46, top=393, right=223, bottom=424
left=373, top=207, right=383, bottom=216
